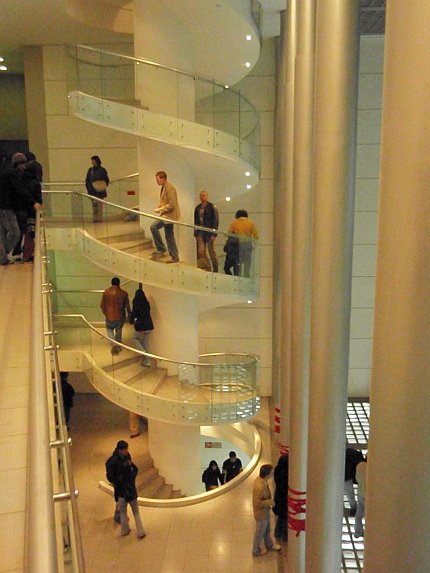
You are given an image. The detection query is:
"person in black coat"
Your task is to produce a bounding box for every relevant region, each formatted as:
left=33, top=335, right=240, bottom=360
left=85, top=155, right=109, bottom=222
left=60, top=371, right=75, bottom=429
left=202, top=460, right=223, bottom=491
left=273, top=454, right=289, bottom=542
left=345, top=447, right=365, bottom=514
left=105, top=440, right=146, bottom=538
left=130, top=287, right=154, bottom=367
left=194, top=191, right=219, bottom=272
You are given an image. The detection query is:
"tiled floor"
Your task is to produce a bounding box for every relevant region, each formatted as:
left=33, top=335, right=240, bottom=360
left=69, top=394, right=286, bottom=573
left=0, top=263, right=33, bottom=573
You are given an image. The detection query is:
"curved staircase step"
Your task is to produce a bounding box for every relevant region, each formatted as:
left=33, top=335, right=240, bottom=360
left=136, top=466, right=159, bottom=489
left=138, top=475, right=166, bottom=498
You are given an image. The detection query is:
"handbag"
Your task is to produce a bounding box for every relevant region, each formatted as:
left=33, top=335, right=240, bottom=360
left=92, top=180, right=107, bottom=192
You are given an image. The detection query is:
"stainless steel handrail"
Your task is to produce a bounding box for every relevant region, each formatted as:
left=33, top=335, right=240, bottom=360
left=43, top=189, right=257, bottom=243
left=54, top=312, right=257, bottom=368
left=43, top=172, right=139, bottom=187
left=25, top=214, right=86, bottom=572
left=69, top=45, right=260, bottom=140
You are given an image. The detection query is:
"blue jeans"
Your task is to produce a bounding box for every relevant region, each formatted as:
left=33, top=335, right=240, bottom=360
left=0, top=209, right=21, bottom=264
left=133, top=330, right=151, bottom=366
left=106, top=319, right=124, bottom=344
left=252, top=516, right=274, bottom=555
left=118, top=497, right=145, bottom=537
left=150, top=220, right=178, bottom=260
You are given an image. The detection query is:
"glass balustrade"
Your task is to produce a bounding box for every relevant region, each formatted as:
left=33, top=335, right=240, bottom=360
left=43, top=190, right=260, bottom=298
left=53, top=314, right=259, bottom=426
left=66, top=45, right=260, bottom=173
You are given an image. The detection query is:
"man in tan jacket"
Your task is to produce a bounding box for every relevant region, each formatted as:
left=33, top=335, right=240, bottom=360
left=150, top=171, right=180, bottom=264
left=252, top=464, right=281, bottom=557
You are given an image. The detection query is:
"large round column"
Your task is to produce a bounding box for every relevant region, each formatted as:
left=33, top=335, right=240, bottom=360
left=305, top=1, right=360, bottom=571
left=132, top=1, right=203, bottom=491
left=288, top=1, right=315, bottom=571
left=275, top=0, right=297, bottom=453
left=364, top=2, right=430, bottom=571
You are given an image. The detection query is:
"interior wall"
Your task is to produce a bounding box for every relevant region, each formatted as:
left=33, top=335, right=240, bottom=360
left=0, top=74, right=28, bottom=140
left=348, top=35, right=384, bottom=397
left=198, top=38, right=275, bottom=397
left=24, top=44, right=138, bottom=184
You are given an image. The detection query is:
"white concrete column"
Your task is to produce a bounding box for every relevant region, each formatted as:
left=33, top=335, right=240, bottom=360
left=305, top=1, right=360, bottom=572
left=276, top=0, right=297, bottom=453
left=288, top=1, right=315, bottom=571
left=148, top=420, right=201, bottom=495
left=364, top=2, right=430, bottom=572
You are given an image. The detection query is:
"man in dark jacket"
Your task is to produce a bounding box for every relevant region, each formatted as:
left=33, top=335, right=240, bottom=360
left=0, top=155, right=31, bottom=265
left=105, top=440, right=146, bottom=538
left=194, top=191, right=219, bottom=272
left=85, top=155, right=109, bottom=223
left=345, top=447, right=365, bottom=515
left=273, top=454, right=289, bottom=542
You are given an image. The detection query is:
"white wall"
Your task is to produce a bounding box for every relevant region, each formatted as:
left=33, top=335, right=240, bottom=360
left=199, top=39, right=275, bottom=397
left=348, top=35, right=384, bottom=397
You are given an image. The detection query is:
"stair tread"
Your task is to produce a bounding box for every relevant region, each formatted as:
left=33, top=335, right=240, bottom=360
left=138, top=475, right=165, bottom=498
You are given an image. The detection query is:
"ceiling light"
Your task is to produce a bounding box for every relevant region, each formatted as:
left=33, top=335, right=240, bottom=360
left=245, top=62, right=251, bottom=68
left=246, top=35, right=252, bottom=41
left=246, top=184, right=252, bottom=189
left=225, top=196, right=231, bottom=202
left=245, top=171, right=250, bottom=176
left=247, top=300, right=252, bottom=304
left=0, top=65, right=7, bottom=71
left=0, top=57, right=4, bottom=62
left=224, top=85, right=229, bottom=89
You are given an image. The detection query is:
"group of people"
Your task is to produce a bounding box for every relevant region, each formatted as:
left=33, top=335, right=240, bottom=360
left=85, top=159, right=259, bottom=277
left=201, top=450, right=243, bottom=490
left=100, top=278, right=153, bottom=362
left=0, top=151, right=43, bottom=265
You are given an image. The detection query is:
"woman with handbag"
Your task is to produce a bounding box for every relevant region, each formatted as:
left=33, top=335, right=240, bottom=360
left=85, top=155, right=109, bottom=222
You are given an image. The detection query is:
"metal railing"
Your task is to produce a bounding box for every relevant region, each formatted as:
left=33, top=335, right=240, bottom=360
left=42, top=190, right=261, bottom=296
left=66, top=45, right=260, bottom=172
left=25, top=212, right=85, bottom=572
left=53, top=312, right=260, bottom=425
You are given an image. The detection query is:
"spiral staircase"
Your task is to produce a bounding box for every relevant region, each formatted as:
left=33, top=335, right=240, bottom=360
left=43, top=1, right=263, bottom=498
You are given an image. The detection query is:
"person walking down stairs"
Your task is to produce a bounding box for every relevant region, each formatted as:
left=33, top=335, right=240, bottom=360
left=100, top=277, right=131, bottom=354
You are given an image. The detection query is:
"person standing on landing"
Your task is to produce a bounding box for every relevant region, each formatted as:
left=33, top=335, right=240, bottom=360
left=85, top=155, right=109, bottom=223
left=194, top=190, right=219, bottom=272
left=252, top=464, right=282, bottom=557
left=150, top=171, right=180, bottom=264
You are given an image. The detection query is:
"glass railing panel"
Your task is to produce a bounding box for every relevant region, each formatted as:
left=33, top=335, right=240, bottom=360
left=67, top=45, right=260, bottom=171
left=52, top=313, right=259, bottom=426
left=43, top=191, right=261, bottom=296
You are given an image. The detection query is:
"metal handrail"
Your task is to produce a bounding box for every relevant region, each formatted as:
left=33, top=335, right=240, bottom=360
left=54, top=312, right=257, bottom=368
left=42, top=189, right=258, bottom=243
left=69, top=45, right=260, bottom=141
left=26, top=213, right=86, bottom=572
left=43, top=172, right=139, bottom=187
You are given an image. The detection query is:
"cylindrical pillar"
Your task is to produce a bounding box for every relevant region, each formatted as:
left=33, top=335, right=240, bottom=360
left=364, top=2, right=430, bottom=572
left=288, top=1, right=315, bottom=571
left=148, top=420, right=201, bottom=495
left=305, top=1, right=360, bottom=572
left=276, top=0, right=297, bottom=453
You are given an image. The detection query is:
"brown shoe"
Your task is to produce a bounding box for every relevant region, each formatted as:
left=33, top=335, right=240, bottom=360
left=166, top=258, right=179, bottom=264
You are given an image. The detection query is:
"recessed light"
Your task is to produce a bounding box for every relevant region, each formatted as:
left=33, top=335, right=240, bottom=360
left=0, top=65, right=7, bottom=71
left=245, top=171, right=250, bottom=176
left=246, top=184, right=252, bottom=189
left=246, top=35, right=252, bottom=41
left=225, top=196, right=231, bottom=202
left=0, top=57, right=4, bottom=62
left=247, top=300, right=252, bottom=304
left=245, top=62, right=251, bottom=68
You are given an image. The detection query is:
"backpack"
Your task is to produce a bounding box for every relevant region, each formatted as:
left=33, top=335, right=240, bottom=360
left=105, top=455, right=118, bottom=484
